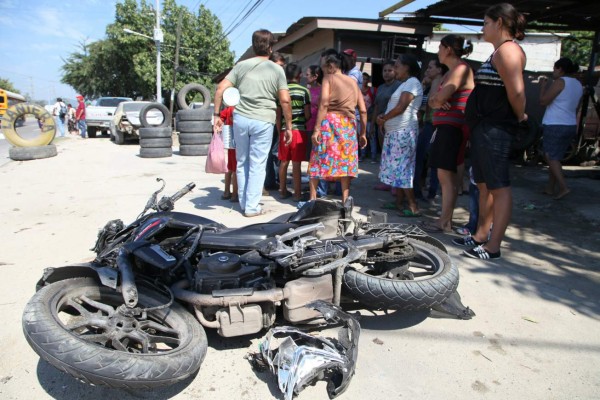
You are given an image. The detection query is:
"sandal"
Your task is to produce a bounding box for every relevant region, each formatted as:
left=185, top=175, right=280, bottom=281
left=245, top=209, right=268, bottom=218
left=230, top=196, right=239, bottom=203
left=279, top=190, right=293, bottom=199
left=374, top=183, right=391, bottom=191
left=221, top=193, right=232, bottom=200
left=419, top=221, right=446, bottom=233
left=398, top=209, right=422, bottom=217
left=381, top=201, right=399, bottom=210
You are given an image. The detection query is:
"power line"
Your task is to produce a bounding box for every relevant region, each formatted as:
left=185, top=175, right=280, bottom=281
left=223, top=0, right=265, bottom=37
left=228, top=0, right=274, bottom=45
left=221, top=1, right=256, bottom=37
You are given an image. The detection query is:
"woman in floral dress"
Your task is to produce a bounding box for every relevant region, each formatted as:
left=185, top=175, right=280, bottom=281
left=308, top=50, right=367, bottom=202
left=376, top=54, right=423, bottom=217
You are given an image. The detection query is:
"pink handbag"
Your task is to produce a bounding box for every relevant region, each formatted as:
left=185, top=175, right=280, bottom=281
left=205, top=132, right=227, bottom=174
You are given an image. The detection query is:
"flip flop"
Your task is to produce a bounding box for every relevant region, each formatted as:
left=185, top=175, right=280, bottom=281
left=279, top=190, right=293, bottom=199
left=399, top=209, right=422, bottom=217
left=419, top=221, right=445, bottom=233
left=374, top=183, right=391, bottom=191
left=553, top=189, right=571, bottom=200
left=381, top=201, right=399, bottom=210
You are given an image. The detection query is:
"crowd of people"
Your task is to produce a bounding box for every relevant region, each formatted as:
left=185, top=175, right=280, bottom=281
left=51, top=94, right=87, bottom=138
left=211, top=3, right=583, bottom=262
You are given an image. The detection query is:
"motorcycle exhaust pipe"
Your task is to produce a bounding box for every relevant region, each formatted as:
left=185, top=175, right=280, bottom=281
left=117, top=248, right=138, bottom=308
left=171, top=280, right=286, bottom=307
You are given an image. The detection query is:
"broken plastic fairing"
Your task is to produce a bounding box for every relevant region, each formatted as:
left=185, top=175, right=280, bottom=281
left=259, top=300, right=360, bottom=400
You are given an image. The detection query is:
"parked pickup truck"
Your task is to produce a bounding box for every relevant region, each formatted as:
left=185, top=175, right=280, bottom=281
left=86, top=97, right=132, bottom=138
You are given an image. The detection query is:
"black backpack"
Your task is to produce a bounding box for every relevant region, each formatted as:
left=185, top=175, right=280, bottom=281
left=59, top=103, right=67, bottom=118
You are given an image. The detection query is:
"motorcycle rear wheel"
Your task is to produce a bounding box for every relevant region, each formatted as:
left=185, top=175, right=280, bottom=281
left=343, top=239, right=458, bottom=310
left=22, top=277, right=207, bottom=389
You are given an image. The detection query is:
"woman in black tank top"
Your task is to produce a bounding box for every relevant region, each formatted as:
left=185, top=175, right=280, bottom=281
left=456, top=3, right=527, bottom=261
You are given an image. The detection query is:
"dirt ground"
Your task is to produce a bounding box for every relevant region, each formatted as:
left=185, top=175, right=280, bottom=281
left=0, top=136, right=599, bottom=400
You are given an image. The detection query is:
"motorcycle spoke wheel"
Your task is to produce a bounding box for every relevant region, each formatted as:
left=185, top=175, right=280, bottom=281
left=23, top=277, right=207, bottom=389
left=343, top=239, right=459, bottom=310
left=58, top=288, right=181, bottom=354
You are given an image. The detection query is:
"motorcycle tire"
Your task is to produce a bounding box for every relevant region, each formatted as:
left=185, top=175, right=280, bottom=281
left=342, top=239, right=458, bottom=311
left=22, top=277, right=207, bottom=389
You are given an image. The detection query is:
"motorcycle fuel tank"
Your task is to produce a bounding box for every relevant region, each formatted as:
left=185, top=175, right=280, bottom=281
left=198, top=252, right=241, bottom=274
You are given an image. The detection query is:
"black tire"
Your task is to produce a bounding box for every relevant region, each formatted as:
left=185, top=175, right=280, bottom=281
left=179, top=144, right=209, bottom=156
left=140, top=138, right=173, bottom=148
left=113, top=129, right=125, bottom=145
left=177, top=83, right=211, bottom=110
left=1, top=103, right=55, bottom=146
left=177, top=120, right=213, bottom=133
left=179, top=132, right=212, bottom=145
left=139, top=103, right=171, bottom=128
left=139, top=127, right=173, bottom=139
left=140, top=147, right=173, bottom=158
left=87, top=127, right=97, bottom=138
left=342, top=239, right=458, bottom=311
left=176, top=108, right=212, bottom=121
left=22, top=278, right=207, bottom=389
left=9, top=145, right=57, bottom=161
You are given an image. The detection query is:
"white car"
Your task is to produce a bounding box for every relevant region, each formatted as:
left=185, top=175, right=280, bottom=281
left=109, top=101, right=165, bottom=144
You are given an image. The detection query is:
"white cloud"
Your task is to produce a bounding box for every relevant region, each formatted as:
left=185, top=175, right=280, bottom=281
left=31, top=7, right=88, bottom=41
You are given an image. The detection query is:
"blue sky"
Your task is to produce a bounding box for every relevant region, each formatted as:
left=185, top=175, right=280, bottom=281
left=0, top=0, right=438, bottom=103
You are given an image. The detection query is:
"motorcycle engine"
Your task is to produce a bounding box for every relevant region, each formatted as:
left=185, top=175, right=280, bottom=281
left=194, top=252, right=269, bottom=294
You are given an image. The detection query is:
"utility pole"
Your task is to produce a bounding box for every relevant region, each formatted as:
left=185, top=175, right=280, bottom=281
left=153, top=0, right=163, bottom=103
left=170, top=13, right=183, bottom=118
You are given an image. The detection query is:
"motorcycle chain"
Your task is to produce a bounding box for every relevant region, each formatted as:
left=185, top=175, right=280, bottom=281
left=364, top=244, right=416, bottom=263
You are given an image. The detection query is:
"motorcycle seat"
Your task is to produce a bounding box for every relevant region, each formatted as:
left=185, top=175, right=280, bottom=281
left=200, top=222, right=298, bottom=250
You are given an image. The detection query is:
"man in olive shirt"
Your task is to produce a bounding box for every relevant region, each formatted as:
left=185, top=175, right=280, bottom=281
left=214, top=30, right=293, bottom=217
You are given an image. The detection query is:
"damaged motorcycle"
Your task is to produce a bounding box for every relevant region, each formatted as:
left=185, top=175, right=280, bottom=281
left=22, top=179, right=461, bottom=391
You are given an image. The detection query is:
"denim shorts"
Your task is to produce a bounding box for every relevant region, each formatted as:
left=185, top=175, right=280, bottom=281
left=470, top=121, right=513, bottom=189
left=542, top=124, right=576, bottom=161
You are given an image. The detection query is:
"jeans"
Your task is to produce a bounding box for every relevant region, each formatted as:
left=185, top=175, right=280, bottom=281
left=360, top=122, right=377, bottom=160
left=317, top=180, right=328, bottom=197
left=77, top=119, right=87, bottom=138
left=233, top=113, right=274, bottom=214
left=55, top=116, right=65, bottom=137
left=465, top=182, right=479, bottom=233
left=264, top=126, right=280, bottom=189
left=414, top=122, right=439, bottom=198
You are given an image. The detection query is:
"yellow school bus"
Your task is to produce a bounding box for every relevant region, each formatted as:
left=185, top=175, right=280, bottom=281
left=0, top=88, right=26, bottom=126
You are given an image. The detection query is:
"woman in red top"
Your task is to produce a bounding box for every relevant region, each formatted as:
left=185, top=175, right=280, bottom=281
left=422, top=34, right=474, bottom=233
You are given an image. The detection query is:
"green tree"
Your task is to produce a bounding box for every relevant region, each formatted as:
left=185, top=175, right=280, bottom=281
left=561, top=31, right=597, bottom=68
left=0, top=78, right=20, bottom=93
left=62, top=0, right=234, bottom=100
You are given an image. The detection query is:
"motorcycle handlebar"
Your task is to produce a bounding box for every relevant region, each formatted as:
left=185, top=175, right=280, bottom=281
left=170, top=182, right=196, bottom=203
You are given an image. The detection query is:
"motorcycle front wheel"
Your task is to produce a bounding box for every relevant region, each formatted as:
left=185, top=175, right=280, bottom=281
left=343, top=239, right=458, bottom=310
left=22, top=277, right=207, bottom=389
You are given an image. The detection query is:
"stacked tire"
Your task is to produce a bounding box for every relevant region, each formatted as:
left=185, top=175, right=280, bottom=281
left=176, top=83, right=212, bottom=156
left=139, top=103, right=173, bottom=158
left=1, top=103, right=58, bottom=161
